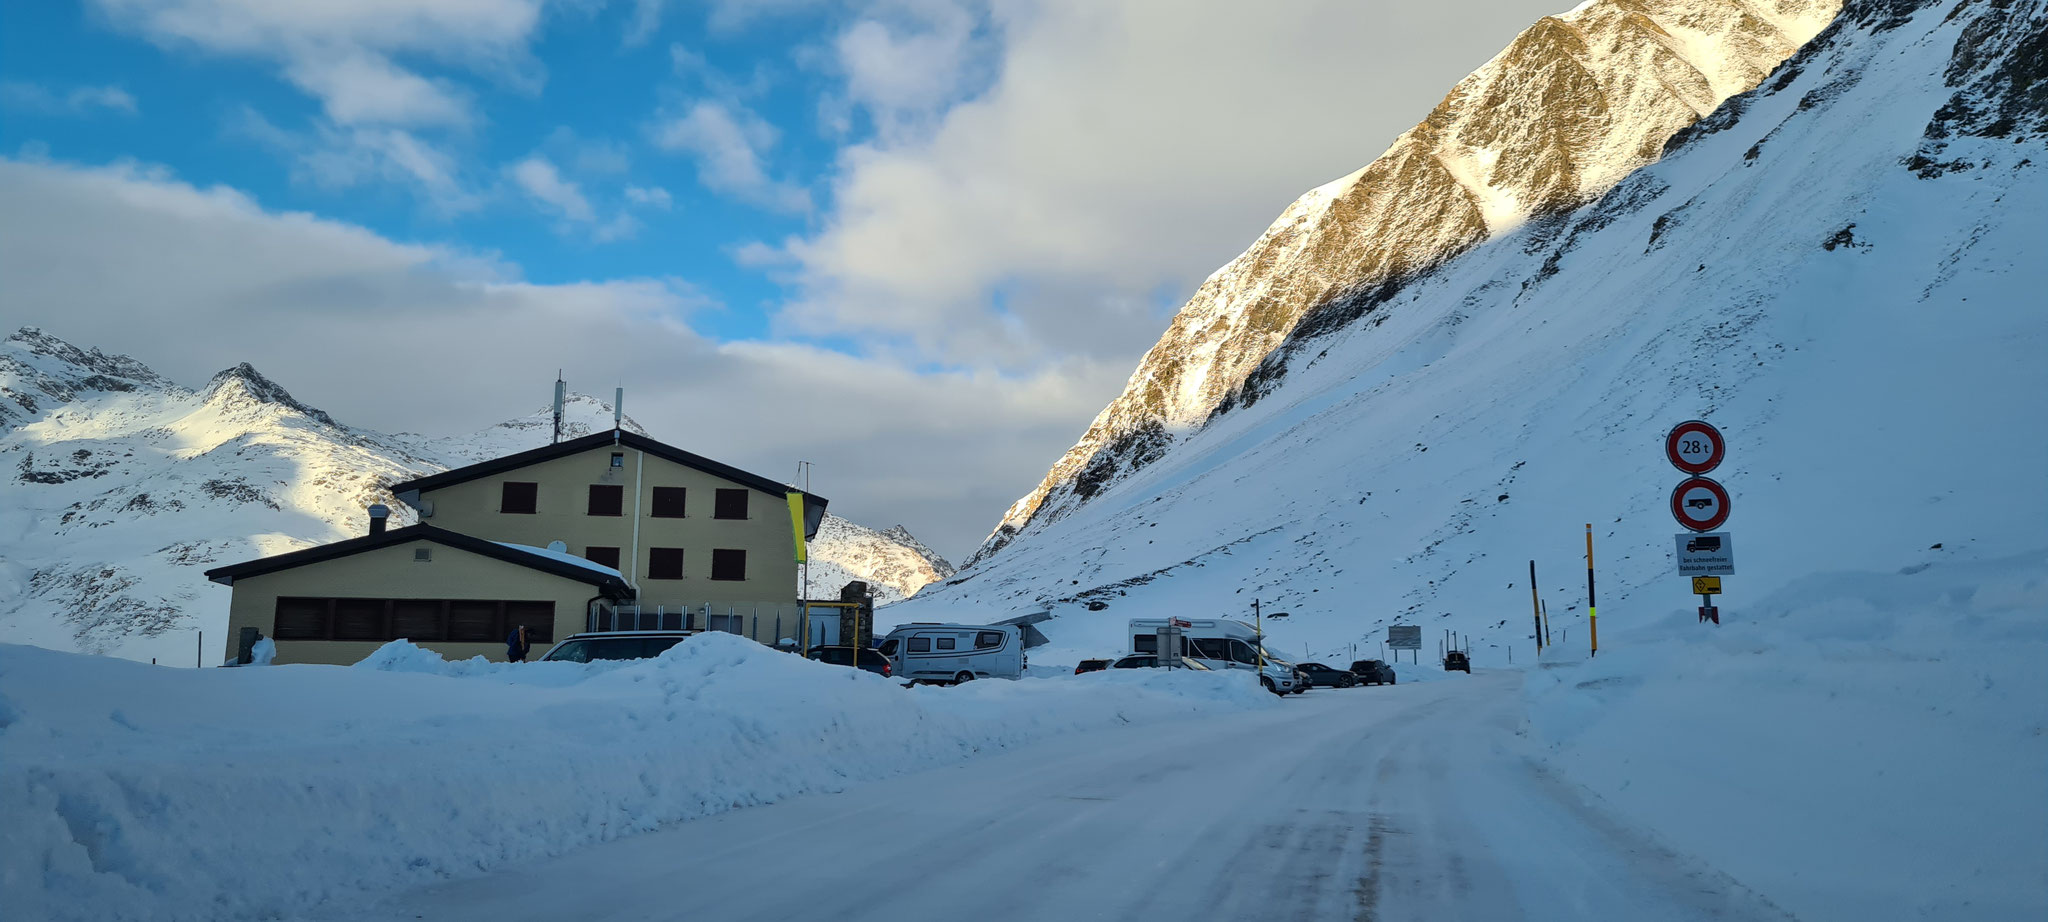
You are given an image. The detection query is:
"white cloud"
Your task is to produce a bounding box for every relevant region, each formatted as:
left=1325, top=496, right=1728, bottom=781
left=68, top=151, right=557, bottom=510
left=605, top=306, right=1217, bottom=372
left=508, top=155, right=595, bottom=223
left=0, top=156, right=1118, bottom=555
left=0, top=82, right=140, bottom=116
left=776, top=0, right=1564, bottom=367
left=236, top=109, right=482, bottom=215
left=651, top=100, right=811, bottom=212
left=88, top=0, right=546, bottom=128
left=831, top=1, right=987, bottom=140
left=625, top=185, right=673, bottom=209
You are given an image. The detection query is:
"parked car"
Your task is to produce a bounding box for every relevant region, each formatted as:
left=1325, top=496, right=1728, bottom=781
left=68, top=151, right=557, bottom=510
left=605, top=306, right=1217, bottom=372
left=807, top=645, right=893, bottom=677
left=540, top=630, right=696, bottom=663
left=1294, top=662, right=1358, bottom=688
left=1109, top=654, right=1211, bottom=670
left=1349, top=659, right=1397, bottom=685
left=1444, top=651, right=1471, bottom=673
left=1074, top=658, right=1113, bottom=674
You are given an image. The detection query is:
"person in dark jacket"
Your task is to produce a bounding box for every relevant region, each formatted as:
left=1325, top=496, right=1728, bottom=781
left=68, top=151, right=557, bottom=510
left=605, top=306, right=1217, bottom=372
left=506, top=624, right=531, bottom=663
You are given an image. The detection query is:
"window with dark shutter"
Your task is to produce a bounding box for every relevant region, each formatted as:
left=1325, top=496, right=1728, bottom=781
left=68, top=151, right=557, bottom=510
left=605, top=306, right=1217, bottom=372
left=446, top=601, right=500, bottom=641
left=650, top=487, right=686, bottom=518
left=505, top=601, right=554, bottom=643
left=587, top=484, right=624, bottom=516
left=713, top=488, right=748, bottom=520
left=274, top=598, right=327, bottom=639
left=332, top=599, right=385, bottom=640
left=501, top=481, right=538, bottom=514
left=648, top=547, right=684, bottom=580
left=584, top=546, right=621, bottom=570
left=710, top=548, right=746, bottom=581
left=391, top=600, right=444, bottom=641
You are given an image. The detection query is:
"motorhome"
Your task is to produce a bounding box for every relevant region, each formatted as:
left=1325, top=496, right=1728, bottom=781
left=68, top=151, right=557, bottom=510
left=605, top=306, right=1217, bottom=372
left=1126, top=618, right=1301, bottom=694
left=878, top=623, right=1024, bottom=683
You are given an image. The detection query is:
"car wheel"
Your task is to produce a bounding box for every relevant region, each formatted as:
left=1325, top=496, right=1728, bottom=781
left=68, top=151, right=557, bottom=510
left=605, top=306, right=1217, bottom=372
left=1260, top=676, right=1278, bottom=695
left=954, top=671, right=974, bottom=684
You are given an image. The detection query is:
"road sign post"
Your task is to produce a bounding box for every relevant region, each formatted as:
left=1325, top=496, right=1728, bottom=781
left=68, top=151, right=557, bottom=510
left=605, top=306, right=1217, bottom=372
left=1667, top=420, right=1731, bottom=625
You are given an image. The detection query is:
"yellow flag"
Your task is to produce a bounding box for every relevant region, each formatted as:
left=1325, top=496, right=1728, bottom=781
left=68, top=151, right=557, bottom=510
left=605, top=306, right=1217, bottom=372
left=786, top=492, right=807, bottom=563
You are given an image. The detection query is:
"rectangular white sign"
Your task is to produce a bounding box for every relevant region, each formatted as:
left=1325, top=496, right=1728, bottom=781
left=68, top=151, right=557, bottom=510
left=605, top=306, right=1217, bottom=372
left=1676, top=532, right=1735, bottom=576
left=1387, top=625, right=1421, bottom=649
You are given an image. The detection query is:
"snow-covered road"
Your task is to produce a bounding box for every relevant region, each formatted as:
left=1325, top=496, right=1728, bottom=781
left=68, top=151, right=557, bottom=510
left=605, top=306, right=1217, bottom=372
left=331, top=671, right=1793, bottom=922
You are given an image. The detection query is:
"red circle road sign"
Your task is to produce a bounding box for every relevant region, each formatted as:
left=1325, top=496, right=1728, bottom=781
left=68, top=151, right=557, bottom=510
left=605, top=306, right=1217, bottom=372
left=1671, top=477, right=1731, bottom=531
left=1666, top=420, right=1725, bottom=474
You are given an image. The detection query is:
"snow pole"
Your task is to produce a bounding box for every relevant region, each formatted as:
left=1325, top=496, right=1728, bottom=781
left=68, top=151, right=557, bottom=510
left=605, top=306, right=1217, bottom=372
left=1529, top=560, right=1543, bottom=657
left=1585, top=524, right=1599, bottom=657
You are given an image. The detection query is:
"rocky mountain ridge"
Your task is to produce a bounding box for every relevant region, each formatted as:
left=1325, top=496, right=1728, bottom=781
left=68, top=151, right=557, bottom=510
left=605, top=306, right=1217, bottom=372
left=973, top=0, right=1844, bottom=564
left=0, top=329, right=951, bottom=663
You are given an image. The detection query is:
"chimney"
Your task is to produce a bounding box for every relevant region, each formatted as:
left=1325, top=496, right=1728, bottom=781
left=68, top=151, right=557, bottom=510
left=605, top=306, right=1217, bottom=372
left=368, top=504, right=390, bottom=536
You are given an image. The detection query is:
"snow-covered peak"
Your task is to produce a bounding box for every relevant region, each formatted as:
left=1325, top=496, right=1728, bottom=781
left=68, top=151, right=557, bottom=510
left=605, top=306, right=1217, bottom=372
left=1, top=327, right=182, bottom=429
left=198, top=362, right=341, bottom=428
left=804, top=514, right=957, bottom=606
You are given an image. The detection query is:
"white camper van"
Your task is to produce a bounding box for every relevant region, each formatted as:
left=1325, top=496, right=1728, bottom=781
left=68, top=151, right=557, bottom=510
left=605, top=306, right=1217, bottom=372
left=1127, top=618, right=1300, bottom=694
left=879, top=623, right=1025, bottom=684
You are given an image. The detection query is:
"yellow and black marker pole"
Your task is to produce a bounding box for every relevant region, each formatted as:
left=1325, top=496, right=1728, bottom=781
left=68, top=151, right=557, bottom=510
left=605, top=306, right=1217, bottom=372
left=1585, top=523, right=1598, bottom=657
left=1528, top=560, right=1543, bottom=657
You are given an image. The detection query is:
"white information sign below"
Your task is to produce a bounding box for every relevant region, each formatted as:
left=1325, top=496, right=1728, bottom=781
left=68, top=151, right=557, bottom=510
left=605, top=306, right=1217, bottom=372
left=1387, top=625, right=1421, bottom=649
left=1675, top=532, right=1736, bottom=576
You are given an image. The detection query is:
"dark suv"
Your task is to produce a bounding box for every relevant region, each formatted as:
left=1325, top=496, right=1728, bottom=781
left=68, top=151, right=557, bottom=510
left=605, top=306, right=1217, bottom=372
left=1444, top=651, right=1471, bottom=673
left=1294, top=662, right=1358, bottom=688
left=1348, top=659, right=1397, bottom=686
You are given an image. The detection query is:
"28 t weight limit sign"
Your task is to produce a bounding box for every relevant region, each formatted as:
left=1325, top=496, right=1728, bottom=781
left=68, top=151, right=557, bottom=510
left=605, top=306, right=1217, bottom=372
left=1666, top=420, right=1725, bottom=474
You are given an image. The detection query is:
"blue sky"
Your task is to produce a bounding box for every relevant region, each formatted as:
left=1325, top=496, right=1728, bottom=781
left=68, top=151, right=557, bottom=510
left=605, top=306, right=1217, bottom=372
left=0, top=0, right=1559, bottom=556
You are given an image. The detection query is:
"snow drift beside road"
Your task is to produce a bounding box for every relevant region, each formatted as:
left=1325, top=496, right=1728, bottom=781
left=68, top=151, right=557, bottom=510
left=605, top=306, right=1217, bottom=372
left=1525, top=550, right=2048, bottom=921
left=0, top=634, right=1276, bottom=922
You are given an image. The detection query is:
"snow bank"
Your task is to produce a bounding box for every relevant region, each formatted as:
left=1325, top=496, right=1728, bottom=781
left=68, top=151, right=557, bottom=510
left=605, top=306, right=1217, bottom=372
left=1524, top=550, right=2048, bottom=921
left=0, top=634, right=1272, bottom=922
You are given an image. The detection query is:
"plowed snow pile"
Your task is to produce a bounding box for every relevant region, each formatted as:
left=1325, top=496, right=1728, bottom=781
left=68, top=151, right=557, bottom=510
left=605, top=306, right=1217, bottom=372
left=0, top=634, right=1274, bottom=922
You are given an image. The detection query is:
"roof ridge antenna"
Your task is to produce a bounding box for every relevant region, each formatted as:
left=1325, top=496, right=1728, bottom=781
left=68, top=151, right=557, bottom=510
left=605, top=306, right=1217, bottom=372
left=551, top=372, right=566, bottom=445
left=613, top=386, right=623, bottom=443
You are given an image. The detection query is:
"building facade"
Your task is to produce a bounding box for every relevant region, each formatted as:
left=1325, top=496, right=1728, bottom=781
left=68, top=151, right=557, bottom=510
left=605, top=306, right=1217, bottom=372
left=207, top=430, right=827, bottom=663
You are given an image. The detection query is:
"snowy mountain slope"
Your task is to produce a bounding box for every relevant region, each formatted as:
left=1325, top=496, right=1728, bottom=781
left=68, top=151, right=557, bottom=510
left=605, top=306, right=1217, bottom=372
left=889, top=0, right=2047, bottom=665
left=803, top=515, right=956, bottom=607
left=0, top=330, right=948, bottom=664
left=974, top=0, right=1845, bottom=563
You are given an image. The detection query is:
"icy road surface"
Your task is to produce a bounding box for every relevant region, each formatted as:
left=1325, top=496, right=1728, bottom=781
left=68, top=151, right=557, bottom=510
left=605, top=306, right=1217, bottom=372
left=334, top=671, right=1792, bottom=922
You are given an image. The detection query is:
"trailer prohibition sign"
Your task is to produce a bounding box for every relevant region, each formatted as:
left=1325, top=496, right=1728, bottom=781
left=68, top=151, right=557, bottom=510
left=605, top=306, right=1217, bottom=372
left=1671, top=477, right=1731, bottom=531
left=1666, top=420, right=1725, bottom=474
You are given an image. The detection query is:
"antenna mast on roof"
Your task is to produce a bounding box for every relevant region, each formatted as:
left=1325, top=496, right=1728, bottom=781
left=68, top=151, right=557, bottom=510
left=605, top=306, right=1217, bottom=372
left=551, top=372, right=566, bottom=445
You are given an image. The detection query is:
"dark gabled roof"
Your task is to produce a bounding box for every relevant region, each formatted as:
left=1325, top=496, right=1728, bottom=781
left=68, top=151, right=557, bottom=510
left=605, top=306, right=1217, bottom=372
left=387, top=430, right=828, bottom=536
left=203, top=524, right=635, bottom=598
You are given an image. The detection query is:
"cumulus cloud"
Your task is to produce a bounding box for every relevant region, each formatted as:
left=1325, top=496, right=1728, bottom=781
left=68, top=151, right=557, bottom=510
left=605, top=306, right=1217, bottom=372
left=651, top=100, right=811, bottom=212
left=235, top=109, right=482, bottom=214
left=774, top=0, right=1562, bottom=367
left=0, top=156, right=1120, bottom=556
left=0, top=82, right=140, bottom=116
left=625, top=185, right=673, bottom=209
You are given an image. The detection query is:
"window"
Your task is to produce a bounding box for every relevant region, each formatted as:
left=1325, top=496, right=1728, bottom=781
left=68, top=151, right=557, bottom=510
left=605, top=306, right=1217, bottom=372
left=1132, top=634, right=1157, bottom=654
left=908, top=637, right=931, bottom=653
left=446, top=601, right=499, bottom=641
left=274, top=598, right=326, bottom=640
left=1192, top=638, right=1232, bottom=661
left=713, top=488, right=749, bottom=520
left=710, top=548, right=746, bottom=581
left=587, top=484, right=624, bottom=516
left=650, top=486, right=686, bottom=518
left=976, top=631, right=1004, bottom=649
left=610, top=452, right=625, bottom=469
left=268, top=598, right=553, bottom=644
left=648, top=547, right=684, bottom=580
left=877, top=638, right=898, bottom=657
left=413, top=548, right=431, bottom=562
left=584, top=546, right=621, bottom=570
left=936, top=636, right=957, bottom=651
left=1229, top=640, right=1260, bottom=665
left=501, top=481, right=538, bottom=514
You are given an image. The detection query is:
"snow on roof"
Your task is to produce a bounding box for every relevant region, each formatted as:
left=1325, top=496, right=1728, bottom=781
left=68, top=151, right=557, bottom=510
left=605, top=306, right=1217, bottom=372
left=494, top=542, right=625, bottom=578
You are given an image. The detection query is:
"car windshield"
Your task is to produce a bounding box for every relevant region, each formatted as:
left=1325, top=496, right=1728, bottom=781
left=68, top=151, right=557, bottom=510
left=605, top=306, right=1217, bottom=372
left=543, top=637, right=681, bottom=663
